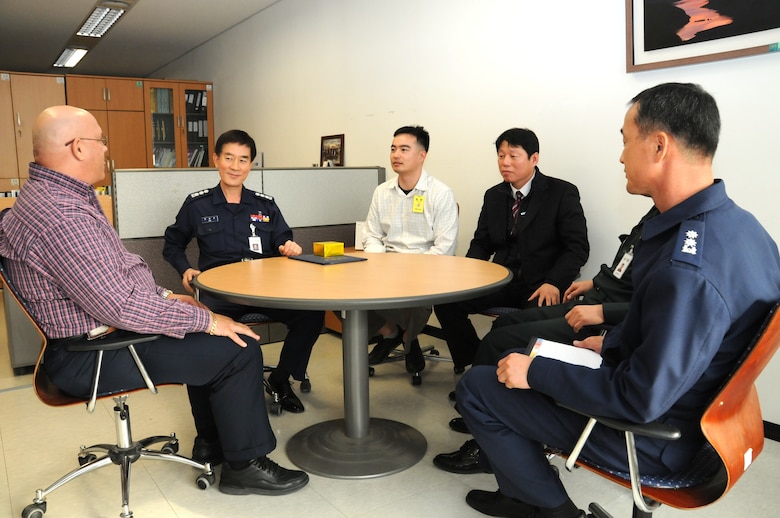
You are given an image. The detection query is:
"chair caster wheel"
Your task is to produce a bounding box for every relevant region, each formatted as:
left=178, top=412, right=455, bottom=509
left=161, top=439, right=179, bottom=454
left=430, top=348, right=440, bottom=356
left=22, top=502, right=46, bottom=518
left=269, top=401, right=283, bottom=415
left=411, top=373, right=422, bottom=386
left=78, top=452, right=97, bottom=466
left=368, top=366, right=375, bottom=377
left=300, top=379, right=311, bottom=393
left=196, top=471, right=216, bottom=490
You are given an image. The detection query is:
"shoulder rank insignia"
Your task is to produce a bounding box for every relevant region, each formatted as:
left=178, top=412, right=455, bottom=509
left=671, top=218, right=705, bottom=267
left=253, top=191, right=274, bottom=201
left=188, top=188, right=211, bottom=199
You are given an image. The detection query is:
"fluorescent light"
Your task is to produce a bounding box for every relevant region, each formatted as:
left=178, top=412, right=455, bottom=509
left=53, top=48, right=89, bottom=68
left=76, top=6, right=125, bottom=38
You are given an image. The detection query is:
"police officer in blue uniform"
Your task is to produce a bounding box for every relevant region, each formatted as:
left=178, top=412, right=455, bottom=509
left=454, top=84, right=780, bottom=518
left=164, top=129, right=324, bottom=416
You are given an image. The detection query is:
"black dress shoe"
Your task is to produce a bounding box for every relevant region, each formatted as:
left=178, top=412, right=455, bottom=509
left=266, top=377, right=305, bottom=413
left=191, top=436, right=224, bottom=466
left=465, top=490, right=537, bottom=517
left=433, top=438, right=484, bottom=474
left=219, top=457, right=309, bottom=495
left=448, top=416, right=469, bottom=434
left=405, top=338, right=425, bottom=373
left=368, top=327, right=404, bottom=365
left=448, top=390, right=456, bottom=401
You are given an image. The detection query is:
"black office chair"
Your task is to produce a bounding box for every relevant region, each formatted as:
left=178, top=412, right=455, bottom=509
left=237, top=312, right=311, bottom=414
left=367, top=333, right=452, bottom=386
left=0, top=260, right=215, bottom=518
left=553, top=302, right=780, bottom=517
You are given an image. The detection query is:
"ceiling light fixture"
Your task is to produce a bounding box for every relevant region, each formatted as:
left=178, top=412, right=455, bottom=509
left=77, top=6, right=126, bottom=38
left=53, top=48, right=89, bottom=68
left=50, top=0, right=137, bottom=69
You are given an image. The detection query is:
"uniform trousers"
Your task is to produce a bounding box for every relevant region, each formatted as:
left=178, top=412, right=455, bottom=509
left=368, top=306, right=432, bottom=351
left=457, top=365, right=675, bottom=509
left=202, top=293, right=324, bottom=381
left=43, top=331, right=275, bottom=463
left=473, top=300, right=607, bottom=366
left=434, top=281, right=535, bottom=369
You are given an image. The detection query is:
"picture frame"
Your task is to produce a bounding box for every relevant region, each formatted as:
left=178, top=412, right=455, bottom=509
left=320, top=134, right=344, bottom=167
left=626, top=0, right=780, bottom=72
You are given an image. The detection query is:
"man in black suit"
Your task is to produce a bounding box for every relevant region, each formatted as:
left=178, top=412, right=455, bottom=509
left=434, top=128, right=589, bottom=372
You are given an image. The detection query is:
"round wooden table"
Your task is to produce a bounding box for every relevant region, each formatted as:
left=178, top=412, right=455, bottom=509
left=193, top=252, right=511, bottom=478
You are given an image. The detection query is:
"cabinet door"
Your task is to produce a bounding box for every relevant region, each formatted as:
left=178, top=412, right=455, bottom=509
left=105, top=78, right=144, bottom=111
left=145, top=81, right=179, bottom=167
left=180, top=85, right=214, bottom=167
left=107, top=110, right=147, bottom=169
left=0, top=75, right=20, bottom=191
left=65, top=76, right=107, bottom=110
left=10, top=74, right=66, bottom=179
left=67, top=76, right=145, bottom=112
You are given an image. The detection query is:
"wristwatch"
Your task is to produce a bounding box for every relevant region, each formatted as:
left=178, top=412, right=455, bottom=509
left=161, top=289, right=173, bottom=299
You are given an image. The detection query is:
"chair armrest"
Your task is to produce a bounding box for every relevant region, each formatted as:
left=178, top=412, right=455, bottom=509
left=560, top=403, right=681, bottom=441
left=63, top=332, right=161, bottom=412
left=65, top=333, right=161, bottom=352
left=558, top=403, right=681, bottom=515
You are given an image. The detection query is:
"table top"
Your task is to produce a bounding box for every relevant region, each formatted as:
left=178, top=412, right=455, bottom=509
left=192, top=252, right=511, bottom=311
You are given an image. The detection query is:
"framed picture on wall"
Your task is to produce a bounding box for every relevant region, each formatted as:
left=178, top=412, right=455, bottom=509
left=626, top=0, right=780, bottom=72
left=320, top=134, right=344, bottom=167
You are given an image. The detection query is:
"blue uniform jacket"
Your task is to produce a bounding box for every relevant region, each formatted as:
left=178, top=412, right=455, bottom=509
left=528, top=180, right=780, bottom=466
left=163, top=185, right=293, bottom=275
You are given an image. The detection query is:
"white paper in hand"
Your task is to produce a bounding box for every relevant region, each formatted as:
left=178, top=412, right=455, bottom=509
left=526, top=338, right=602, bottom=369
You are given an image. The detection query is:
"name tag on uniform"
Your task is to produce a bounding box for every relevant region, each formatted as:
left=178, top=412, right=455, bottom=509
left=413, top=195, right=425, bottom=213
left=613, top=248, right=634, bottom=279
left=249, top=236, right=262, bottom=253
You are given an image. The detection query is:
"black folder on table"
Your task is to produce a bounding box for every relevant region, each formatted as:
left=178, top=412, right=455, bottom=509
left=288, top=254, right=367, bottom=265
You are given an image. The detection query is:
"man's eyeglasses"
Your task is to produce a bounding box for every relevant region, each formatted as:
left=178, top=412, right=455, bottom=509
left=65, top=137, right=109, bottom=147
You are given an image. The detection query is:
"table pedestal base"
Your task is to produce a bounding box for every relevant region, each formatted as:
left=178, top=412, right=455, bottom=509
left=286, top=417, right=427, bottom=479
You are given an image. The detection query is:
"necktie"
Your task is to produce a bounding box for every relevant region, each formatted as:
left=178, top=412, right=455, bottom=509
left=511, top=191, right=523, bottom=236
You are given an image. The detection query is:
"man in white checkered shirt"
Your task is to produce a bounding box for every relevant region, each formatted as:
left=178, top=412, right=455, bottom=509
left=362, top=125, right=459, bottom=375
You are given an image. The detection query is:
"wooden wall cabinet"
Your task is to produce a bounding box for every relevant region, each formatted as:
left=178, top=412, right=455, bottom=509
left=0, top=72, right=66, bottom=192
left=144, top=80, right=214, bottom=169
left=66, top=75, right=148, bottom=187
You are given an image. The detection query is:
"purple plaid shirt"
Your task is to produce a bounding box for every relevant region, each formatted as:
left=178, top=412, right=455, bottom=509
left=0, top=163, right=211, bottom=339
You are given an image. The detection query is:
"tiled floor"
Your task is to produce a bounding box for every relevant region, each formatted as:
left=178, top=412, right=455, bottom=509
left=1, top=312, right=778, bottom=517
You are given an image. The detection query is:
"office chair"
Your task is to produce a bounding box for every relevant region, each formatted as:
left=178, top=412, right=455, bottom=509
left=369, top=306, right=507, bottom=384
left=0, top=261, right=215, bottom=518
left=553, top=301, right=780, bottom=518
left=237, top=312, right=311, bottom=415
left=367, top=334, right=451, bottom=386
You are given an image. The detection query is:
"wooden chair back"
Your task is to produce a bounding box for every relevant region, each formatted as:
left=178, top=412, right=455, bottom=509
left=1, top=265, right=84, bottom=407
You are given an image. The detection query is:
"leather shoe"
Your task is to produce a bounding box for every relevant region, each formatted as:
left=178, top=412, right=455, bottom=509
left=368, top=327, right=404, bottom=365
left=191, top=436, right=224, bottom=466
left=433, top=438, right=484, bottom=474
left=219, top=457, right=309, bottom=495
left=465, top=490, right=537, bottom=517
left=448, top=390, right=456, bottom=401
left=266, top=377, right=305, bottom=413
left=466, top=490, right=586, bottom=518
left=405, top=338, right=425, bottom=373
left=448, top=416, right=469, bottom=434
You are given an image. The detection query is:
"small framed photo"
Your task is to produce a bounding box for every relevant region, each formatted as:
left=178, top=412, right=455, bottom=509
left=320, top=134, right=344, bottom=167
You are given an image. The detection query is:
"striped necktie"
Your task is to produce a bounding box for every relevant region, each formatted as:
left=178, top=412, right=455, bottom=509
left=510, top=191, right=523, bottom=236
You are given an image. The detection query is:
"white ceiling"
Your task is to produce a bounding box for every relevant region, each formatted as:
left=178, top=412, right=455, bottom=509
left=0, top=0, right=279, bottom=77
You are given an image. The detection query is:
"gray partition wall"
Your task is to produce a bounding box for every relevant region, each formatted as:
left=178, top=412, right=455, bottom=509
left=113, top=166, right=385, bottom=239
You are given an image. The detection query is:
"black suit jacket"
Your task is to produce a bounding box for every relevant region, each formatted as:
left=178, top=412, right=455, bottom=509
left=467, top=169, right=589, bottom=297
